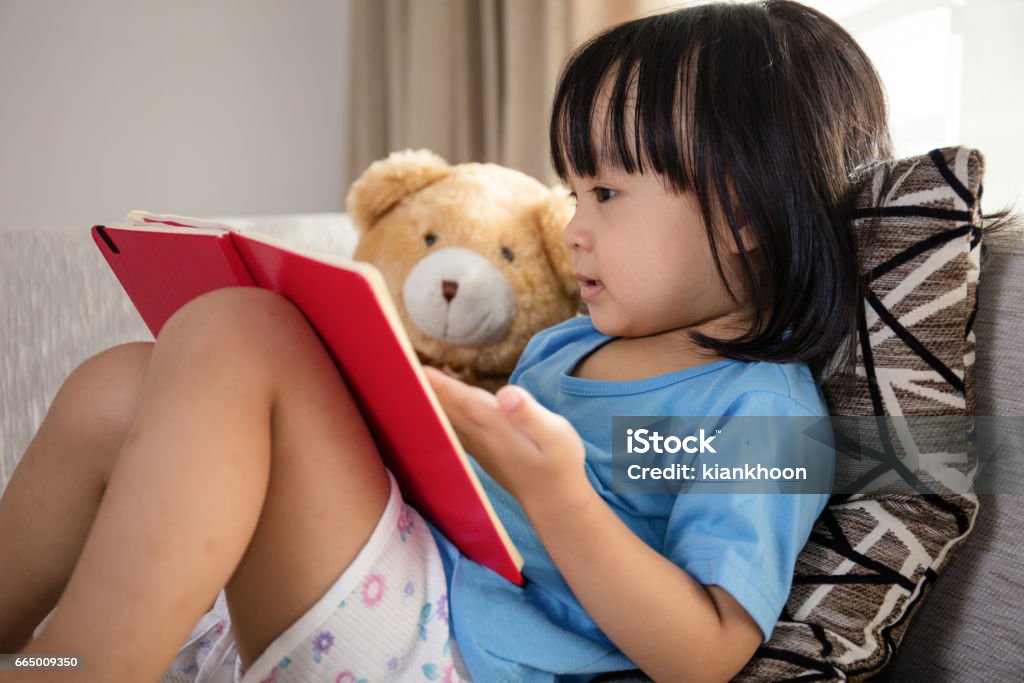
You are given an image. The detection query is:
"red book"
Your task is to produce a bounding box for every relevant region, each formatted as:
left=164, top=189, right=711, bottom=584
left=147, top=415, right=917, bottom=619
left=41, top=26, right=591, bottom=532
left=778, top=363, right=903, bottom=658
left=92, top=211, right=524, bottom=585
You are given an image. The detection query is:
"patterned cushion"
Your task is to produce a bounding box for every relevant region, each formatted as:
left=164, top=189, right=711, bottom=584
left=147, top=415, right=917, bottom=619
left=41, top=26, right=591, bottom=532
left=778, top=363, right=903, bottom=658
left=734, top=147, right=984, bottom=681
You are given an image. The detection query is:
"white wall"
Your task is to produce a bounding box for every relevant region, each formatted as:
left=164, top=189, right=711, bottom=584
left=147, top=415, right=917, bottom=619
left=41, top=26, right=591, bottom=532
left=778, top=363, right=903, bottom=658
left=0, top=0, right=352, bottom=233
left=804, top=0, right=1024, bottom=215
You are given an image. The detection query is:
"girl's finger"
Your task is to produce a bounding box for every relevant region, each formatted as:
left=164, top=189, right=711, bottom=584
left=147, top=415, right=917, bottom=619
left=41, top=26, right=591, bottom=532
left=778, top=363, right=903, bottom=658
left=426, top=367, right=497, bottom=426
left=426, top=366, right=506, bottom=438
left=495, top=384, right=576, bottom=453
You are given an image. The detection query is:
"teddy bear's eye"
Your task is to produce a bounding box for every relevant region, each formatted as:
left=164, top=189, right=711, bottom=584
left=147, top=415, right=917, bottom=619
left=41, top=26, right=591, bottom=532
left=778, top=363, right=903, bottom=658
left=424, top=232, right=438, bottom=247
left=501, top=247, right=514, bottom=263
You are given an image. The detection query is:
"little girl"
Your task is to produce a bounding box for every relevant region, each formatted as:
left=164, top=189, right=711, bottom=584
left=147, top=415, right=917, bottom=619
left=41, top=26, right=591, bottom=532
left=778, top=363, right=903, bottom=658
left=0, top=1, right=892, bottom=681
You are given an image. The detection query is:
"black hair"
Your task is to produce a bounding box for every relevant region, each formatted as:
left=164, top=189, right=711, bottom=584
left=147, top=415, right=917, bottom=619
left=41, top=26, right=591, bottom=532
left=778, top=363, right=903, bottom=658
left=550, top=0, right=893, bottom=375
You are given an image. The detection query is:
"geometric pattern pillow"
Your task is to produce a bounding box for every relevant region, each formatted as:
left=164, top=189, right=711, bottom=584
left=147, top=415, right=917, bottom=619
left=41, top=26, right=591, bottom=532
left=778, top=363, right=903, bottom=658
left=733, top=147, right=984, bottom=681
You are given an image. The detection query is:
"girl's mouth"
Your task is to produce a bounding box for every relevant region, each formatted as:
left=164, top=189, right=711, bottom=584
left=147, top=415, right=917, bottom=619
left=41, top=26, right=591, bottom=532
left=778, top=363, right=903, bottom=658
left=575, top=274, right=604, bottom=301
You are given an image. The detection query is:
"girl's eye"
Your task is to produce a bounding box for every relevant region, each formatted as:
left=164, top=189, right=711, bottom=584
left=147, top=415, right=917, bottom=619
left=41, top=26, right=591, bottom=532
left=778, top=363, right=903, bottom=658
left=567, top=191, right=578, bottom=205
left=593, top=186, right=617, bottom=203
left=500, top=247, right=514, bottom=263
left=424, top=232, right=438, bottom=247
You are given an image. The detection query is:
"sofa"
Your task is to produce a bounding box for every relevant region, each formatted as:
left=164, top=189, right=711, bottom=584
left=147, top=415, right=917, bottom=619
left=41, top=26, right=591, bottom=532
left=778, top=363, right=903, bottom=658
left=1, top=213, right=1021, bottom=680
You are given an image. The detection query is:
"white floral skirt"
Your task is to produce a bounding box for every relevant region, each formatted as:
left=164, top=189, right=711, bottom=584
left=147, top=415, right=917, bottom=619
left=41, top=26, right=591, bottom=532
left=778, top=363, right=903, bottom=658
left=160, top=469, right=471, bottom=683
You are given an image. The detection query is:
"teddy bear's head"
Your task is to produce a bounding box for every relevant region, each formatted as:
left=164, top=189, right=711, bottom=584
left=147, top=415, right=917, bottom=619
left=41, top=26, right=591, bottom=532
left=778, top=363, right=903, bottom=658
left=346, top=149, right=580, bottom=391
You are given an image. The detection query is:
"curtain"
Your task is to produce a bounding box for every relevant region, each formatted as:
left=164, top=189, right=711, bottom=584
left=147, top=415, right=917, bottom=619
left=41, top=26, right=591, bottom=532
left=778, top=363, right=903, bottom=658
left=347, top=0, right=675, bottom=186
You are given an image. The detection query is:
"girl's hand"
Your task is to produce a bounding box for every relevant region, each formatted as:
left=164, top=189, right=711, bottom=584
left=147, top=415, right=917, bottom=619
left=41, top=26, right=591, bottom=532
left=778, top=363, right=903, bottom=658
left=423, top=365, right=587, bottom=506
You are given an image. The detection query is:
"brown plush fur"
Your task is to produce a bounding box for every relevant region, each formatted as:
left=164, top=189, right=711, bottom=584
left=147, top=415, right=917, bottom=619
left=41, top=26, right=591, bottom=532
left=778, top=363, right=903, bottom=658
left=347, top=149, right=580, bottom=391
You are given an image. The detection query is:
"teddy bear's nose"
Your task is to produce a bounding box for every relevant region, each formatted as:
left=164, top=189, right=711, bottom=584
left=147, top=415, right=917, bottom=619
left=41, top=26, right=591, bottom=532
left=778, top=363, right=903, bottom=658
left=441, top=279, right=459, bottom=302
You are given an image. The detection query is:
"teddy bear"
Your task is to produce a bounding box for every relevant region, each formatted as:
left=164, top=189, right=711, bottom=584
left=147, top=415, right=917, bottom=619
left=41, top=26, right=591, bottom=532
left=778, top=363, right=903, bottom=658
left=345, top=149, right=580, bottom=392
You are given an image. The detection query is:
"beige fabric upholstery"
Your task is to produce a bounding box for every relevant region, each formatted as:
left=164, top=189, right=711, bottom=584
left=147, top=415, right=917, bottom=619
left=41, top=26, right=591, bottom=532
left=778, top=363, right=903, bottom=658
left=0, top=214, right=357, bottom=483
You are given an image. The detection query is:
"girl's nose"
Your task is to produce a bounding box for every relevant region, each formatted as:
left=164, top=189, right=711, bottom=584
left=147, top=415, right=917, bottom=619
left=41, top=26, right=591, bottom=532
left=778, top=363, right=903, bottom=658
left=562, top=213, right=590, bottom=251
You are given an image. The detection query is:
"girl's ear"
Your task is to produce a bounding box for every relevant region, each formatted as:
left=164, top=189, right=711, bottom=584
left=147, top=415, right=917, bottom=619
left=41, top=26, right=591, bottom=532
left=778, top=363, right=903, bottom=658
left=345, top=149, right=451, bottom=233
left=725, top=222, right=759, bottom=255
left=537, top=185, right=580, bottom=301
left=718, top=187, right=758, bottom=255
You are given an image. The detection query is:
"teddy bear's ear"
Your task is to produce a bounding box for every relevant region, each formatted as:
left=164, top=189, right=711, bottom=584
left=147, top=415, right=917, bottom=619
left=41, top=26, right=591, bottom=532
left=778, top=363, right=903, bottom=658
left=346, top=149, right=451, bottom=232
left=537, top=184, right=580, bottom=302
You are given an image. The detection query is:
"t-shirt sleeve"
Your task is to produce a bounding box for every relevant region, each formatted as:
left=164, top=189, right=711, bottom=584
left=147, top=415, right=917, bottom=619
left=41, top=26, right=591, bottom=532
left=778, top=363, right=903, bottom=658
left=661, top=390, right=833, bottom=641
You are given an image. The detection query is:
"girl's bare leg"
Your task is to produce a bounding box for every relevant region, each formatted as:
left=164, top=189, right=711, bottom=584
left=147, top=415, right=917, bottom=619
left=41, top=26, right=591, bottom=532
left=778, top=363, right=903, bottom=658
left=0, top=343, right=154, bottom=652
left=3, top=287, right=391, bottom=682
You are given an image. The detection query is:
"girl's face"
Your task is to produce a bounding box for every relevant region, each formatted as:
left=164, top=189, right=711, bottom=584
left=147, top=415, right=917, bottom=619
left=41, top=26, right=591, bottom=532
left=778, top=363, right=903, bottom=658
left=562, top=168, right=749, bottom=344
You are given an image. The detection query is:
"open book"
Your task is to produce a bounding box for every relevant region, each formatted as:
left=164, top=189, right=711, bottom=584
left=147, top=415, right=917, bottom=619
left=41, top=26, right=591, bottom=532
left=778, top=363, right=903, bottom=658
left=92, top=211, right=524, bottom=585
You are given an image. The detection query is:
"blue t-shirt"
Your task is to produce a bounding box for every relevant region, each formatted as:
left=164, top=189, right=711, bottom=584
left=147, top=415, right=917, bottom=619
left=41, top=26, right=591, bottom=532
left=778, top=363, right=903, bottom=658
left=426, top=316, right=831, bottom=682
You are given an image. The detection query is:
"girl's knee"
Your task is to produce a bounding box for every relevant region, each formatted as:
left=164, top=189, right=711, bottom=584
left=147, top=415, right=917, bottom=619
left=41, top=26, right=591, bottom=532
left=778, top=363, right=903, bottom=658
left=46, top=342, right=154, bottom=477
left=156, top=287, right=313, bottom=363
left=63, top=342, right=154, bottom=427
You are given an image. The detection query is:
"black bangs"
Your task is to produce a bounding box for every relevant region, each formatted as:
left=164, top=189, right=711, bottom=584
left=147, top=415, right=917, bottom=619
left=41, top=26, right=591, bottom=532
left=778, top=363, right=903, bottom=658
left=550, top=12, right=704, bottom=192
left=549, top=5, right=783, bottom=193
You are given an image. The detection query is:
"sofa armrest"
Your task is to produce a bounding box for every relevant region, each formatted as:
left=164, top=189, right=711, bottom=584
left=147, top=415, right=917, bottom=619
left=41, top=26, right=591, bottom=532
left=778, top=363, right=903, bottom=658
left=1, top=213, right=357, bottom=490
